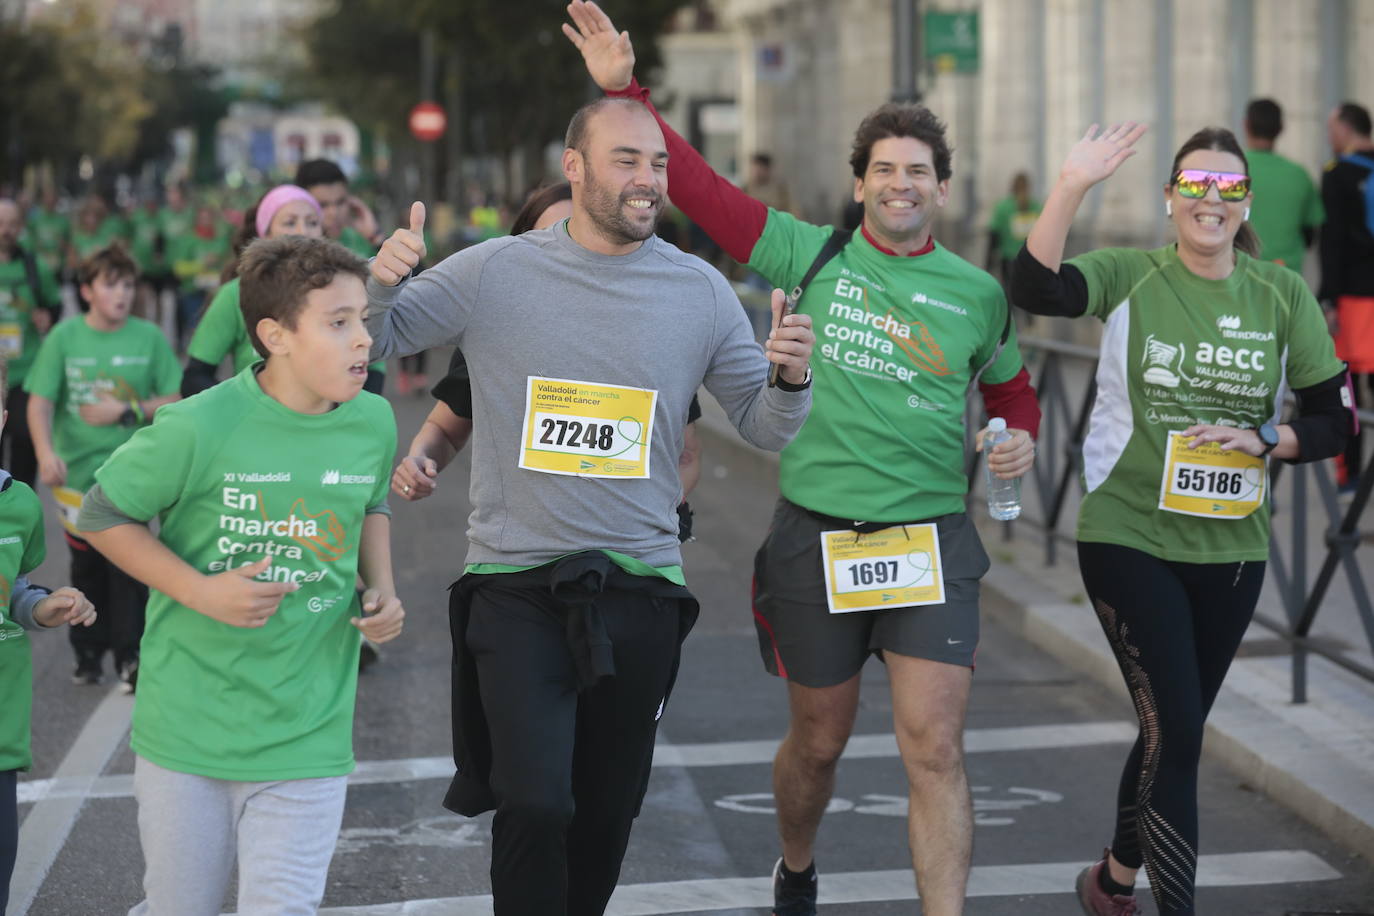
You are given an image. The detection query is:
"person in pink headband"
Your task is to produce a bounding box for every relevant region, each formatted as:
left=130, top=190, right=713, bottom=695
left=254, top=185, right=322, bottom=239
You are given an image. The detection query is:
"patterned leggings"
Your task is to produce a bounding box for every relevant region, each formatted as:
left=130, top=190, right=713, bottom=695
left=1077, top=541, right=1265, bottom=914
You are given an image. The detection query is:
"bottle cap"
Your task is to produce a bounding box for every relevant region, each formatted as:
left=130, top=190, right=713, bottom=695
left=988, top=417, right=1007, bottom=432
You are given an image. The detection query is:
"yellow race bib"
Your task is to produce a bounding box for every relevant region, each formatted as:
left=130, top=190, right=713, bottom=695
left=819, top=524, right=945, bottom=614
left=1158, top=430, right=1265, bottom=519
left=52, top=486, right=85, bottom=536
left=518, top=376, right=656, bottom=479
left=0, top=323, right=20, bottom=359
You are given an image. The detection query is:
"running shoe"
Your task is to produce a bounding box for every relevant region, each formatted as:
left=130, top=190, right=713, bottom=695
left=71, top=662, right=101, bottom=686
left=772, top=857, right=818, bottom=916
left=117, top=658, right=139, bottom=695
left=1075, top=850, right=1138, bottom=915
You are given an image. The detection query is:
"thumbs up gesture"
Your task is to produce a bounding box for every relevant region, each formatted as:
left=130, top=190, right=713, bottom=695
left=371, top=201, right=428, bottom=287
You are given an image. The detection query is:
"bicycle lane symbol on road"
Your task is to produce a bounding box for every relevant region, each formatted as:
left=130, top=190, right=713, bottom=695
left=714, top=786, right=1063, bottom=826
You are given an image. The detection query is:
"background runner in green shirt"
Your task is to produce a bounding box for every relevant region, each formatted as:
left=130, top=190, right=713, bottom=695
left=25, top=245, right=181, bottom=687
left=22, top=190, right=70, bottom=277
left=0, top=199, right=62, bottom=486
left=1243, top=99, right=1324, bottom=272
left=1015, top=123, right=1352, bottom=916
left=986, top=171, right=1040, bottom=286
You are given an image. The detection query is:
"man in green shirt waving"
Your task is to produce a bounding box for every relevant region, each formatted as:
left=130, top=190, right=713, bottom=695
left=565, top=5, right=1040, bottom=913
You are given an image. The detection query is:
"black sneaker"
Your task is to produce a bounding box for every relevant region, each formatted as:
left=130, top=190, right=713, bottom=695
left=71, top=661, right=102, bottom=686
left=772, top=857, right=818, bottom=916
left=117, top=658, right=139, bottom=695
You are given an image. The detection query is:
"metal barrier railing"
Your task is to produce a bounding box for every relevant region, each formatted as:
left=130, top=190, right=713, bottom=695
left=736, top=286, right=1372, bottom=703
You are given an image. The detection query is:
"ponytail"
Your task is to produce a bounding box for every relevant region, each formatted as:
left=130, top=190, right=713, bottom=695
left=1233, top=221, right=1261, bottom=259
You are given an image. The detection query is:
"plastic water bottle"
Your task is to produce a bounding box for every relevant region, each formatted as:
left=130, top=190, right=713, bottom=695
left=984, top=417, right=1022, bottom=521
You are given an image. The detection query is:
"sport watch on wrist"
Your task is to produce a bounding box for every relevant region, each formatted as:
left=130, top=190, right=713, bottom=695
left=775, top=366, right=812, bottom=392
left=1256, top=422, right=1280, bottom=456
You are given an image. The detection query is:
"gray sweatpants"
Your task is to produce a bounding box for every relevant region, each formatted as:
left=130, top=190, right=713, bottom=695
left=128, top=755, right=348, bottom=916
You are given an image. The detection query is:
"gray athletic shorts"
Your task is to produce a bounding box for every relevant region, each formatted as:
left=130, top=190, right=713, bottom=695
left=751, top=497, right=989, bottom=687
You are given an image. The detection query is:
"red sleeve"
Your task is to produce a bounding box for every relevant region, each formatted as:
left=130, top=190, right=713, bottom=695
left=609, top=79, right=768, bottom=264
left=979, top=368, right=1041, bottom=439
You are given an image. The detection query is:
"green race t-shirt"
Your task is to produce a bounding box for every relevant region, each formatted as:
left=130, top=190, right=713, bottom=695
left=22, top=208, right=70, bottom=274
left=186, top=278, right=260, bottom=374
left=23, top=317, right=182, bottom=492
left=167, top=232, right=228, bottom=294
left=0, top=254, right=60, bottom=385
left=338, top=226, right=377, bottom=259
left=0, top=478, right=47, bottom=770
left=747, top=210, right=1022, bottom=521
left=988, top=196, right=1041, bottom=262
left=1069, top=245, right=1343, bottom=562
left=1247, top=150, right=1324, bottom=273
left=95, top=367, right=396, bottom=781
left=127, top=209, right=163, bottom=275
left=69, top=217, right=127, bottom=261
left=156, top=205, right=195, bottom=245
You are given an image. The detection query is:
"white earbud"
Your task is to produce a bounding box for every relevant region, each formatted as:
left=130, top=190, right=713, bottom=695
left=1165, top=201, right=1173, bottom=217
left=1243, top=207, right=1250, bottom=221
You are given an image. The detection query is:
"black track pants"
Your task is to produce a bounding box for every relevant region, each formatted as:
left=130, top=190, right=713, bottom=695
left=1077, top=540, right=1265, bottom=915
left=465, top=578, right=685, bottom=916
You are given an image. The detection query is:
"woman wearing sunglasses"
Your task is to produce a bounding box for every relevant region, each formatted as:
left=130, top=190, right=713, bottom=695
left=1011, top=124, right=1353, bottom=916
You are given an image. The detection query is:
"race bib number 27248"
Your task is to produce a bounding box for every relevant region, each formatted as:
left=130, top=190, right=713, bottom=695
left=518, top=376, right=657, bottom=478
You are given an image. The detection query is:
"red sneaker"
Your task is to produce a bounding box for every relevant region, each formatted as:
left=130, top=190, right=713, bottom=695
left=1075, top=850, right=1138, bottom=915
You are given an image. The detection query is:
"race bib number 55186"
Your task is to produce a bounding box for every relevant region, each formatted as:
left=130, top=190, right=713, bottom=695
left=519, top=376, right=657, bottom=478
left=1158, top=430, right=1265, bottom=519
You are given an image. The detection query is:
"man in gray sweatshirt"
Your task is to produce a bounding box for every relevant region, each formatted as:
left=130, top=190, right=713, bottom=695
left=366, top=96, right=814, bottom=915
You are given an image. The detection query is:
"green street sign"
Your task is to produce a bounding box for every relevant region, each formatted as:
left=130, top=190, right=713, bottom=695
left=924, top=10, right=979, bottom=74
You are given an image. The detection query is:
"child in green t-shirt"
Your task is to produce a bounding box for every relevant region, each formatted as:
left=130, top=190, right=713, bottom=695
left=0, top=354, right=97, bottom=914
left=24, top=246, right=181, bottom=689
left=78, top=235, right=403, bottom=916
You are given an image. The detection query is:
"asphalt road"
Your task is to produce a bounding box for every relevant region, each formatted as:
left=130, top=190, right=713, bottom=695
left=13, top=369, right=1374, bottom=915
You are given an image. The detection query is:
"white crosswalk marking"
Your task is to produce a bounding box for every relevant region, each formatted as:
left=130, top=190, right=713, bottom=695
left=17, top=721, right=1137, bottom=804
left=309, top=850, right=1341, bottom=915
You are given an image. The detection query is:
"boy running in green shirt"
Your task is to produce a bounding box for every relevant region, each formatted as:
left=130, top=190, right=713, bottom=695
left=25, top=246, right=181, bottom=688
left=78, top=235, right=403, bottom=916
left=0, top=354, right=96, bottom=915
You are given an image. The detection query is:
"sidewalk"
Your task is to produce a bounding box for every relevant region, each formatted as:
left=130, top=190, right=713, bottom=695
left=694, top=391, right=1374, bottom=864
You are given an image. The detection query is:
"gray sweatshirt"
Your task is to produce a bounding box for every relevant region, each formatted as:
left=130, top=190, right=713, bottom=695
left=366, top=222, right=810, bottom=569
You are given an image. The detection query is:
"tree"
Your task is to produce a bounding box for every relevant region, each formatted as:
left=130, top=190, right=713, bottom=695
left=298, top=0, right=692, bottom=196
left=0, top=5, right=153, bottom=189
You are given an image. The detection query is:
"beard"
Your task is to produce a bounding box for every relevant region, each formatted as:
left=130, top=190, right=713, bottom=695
left=582, top=166, right=661, bottom=245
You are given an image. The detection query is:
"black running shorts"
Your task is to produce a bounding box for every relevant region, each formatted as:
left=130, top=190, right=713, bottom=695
left=751, top=497, right=987, bottom=686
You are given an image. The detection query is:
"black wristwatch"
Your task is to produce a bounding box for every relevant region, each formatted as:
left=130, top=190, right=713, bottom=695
left=1256, top=422, right=1280, bottom=456
left=775, top=366, right=812, bottom=392
left=118, top=406, right=138, bottom=428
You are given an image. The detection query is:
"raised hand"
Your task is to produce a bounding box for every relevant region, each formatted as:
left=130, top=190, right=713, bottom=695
left=766, top=288, right=815, bottom=386
left=562, top=1, right=635, bottom=92
left=371, top=201, right=427, bottom=287
left=1057, top=122, right=1148, bottom=192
